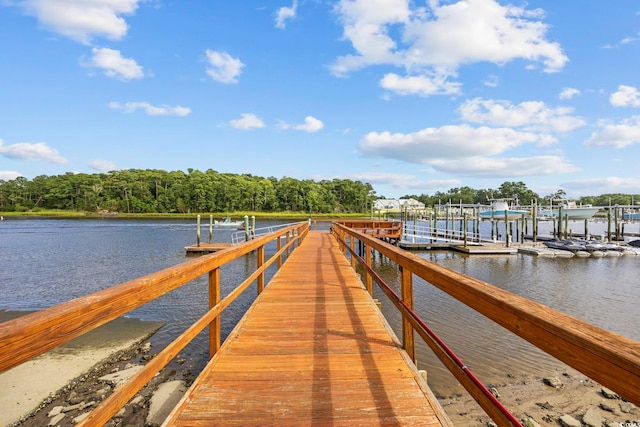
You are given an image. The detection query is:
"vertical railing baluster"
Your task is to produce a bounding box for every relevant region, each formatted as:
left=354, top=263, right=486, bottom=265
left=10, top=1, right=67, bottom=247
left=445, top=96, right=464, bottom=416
left=257, top=245, right=265, bottom=294
left=401, top=266, right=415, bottom=362
left=208, top=267, right=220, bottom=358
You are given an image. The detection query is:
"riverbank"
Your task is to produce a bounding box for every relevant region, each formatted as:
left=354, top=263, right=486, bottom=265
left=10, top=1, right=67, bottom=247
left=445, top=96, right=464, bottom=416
left=0, top=311, right=165, bottom=426
left=438, top=365, right=639, bottom=426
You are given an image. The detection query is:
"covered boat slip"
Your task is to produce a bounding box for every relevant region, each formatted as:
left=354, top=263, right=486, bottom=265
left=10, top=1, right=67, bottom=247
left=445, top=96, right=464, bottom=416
left=163, top=231, right=452, bottom=426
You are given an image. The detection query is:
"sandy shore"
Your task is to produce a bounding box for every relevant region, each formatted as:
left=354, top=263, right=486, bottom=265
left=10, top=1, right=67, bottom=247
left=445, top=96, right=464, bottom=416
left=0, top=311, right=165, bottom=427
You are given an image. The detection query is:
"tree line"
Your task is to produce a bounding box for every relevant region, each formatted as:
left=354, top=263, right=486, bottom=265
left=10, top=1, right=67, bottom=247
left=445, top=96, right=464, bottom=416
left=402, top=181, right=640, bottom=208
left=1, top=171, right=637, bottom=214
left=0, top=169, right=375, bottom=214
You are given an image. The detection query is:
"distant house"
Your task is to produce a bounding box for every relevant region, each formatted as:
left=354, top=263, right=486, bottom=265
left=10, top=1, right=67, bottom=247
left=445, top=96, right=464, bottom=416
left=373, top=198, right=425, bottom=213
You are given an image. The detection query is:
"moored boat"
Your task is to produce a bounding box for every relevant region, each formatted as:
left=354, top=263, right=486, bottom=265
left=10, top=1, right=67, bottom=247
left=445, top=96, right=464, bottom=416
left=479, top=199, right=529, bottom=221
left=551, top=200, right=600, bottom=220
left=214, top=217, right=244, bottom=228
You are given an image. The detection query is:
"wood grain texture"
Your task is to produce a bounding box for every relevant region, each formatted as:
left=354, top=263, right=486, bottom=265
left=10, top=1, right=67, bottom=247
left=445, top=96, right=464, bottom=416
left=163, top=231, right=453, bottom=426
left=334, top=223, right=640, bottom=408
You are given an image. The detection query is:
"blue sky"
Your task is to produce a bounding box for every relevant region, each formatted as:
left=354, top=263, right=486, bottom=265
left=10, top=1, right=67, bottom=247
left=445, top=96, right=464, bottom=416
left=1, top=1, right=639, bottom=199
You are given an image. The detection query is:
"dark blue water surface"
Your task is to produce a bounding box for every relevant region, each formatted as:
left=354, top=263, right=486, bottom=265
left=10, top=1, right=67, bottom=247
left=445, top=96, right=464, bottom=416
left=1, top=217, right=638, bottom=395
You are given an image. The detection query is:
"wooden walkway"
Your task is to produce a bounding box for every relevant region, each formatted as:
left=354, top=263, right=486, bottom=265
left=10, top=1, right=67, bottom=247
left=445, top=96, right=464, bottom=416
left=164, top=230, right=452, bottom=426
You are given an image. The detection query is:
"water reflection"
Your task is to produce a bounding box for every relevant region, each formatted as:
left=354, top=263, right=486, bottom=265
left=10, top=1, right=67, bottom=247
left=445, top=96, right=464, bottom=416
left=367, top=247, right=639, bottom=395
left=1, top=218, right=638, bottom=395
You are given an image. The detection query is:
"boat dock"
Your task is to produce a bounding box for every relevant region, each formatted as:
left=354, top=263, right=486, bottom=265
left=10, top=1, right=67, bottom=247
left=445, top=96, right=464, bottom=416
left=184, top=242, right=232, bottom=254
left=165, top=231, right=453, bottom=426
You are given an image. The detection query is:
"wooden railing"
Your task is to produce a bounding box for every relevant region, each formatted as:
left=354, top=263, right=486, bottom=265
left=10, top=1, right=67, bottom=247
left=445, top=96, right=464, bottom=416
left=335, top=219, right=403, bottom=240
left=331, top=221, right=640, bottom=426
left=0, top=221, right=308, bottom=426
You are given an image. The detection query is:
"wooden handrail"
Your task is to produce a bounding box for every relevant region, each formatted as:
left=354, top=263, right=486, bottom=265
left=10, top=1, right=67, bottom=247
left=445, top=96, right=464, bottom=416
left=331, top=222, right=640, bottom=411
left=0, top=221, right=308, bottom=425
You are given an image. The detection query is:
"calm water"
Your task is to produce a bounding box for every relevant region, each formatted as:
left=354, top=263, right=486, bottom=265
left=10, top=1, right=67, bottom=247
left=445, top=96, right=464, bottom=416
left=1, top=218, right=638, bottom=395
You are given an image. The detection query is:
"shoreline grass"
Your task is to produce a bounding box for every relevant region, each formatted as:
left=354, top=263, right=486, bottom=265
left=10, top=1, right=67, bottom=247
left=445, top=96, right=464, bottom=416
left=0, top=210, right=372, bottom=220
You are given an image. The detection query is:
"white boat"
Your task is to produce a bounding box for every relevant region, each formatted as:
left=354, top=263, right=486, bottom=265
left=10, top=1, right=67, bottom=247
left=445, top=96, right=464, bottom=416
left=551, top=201, right=600, bottom=220
left=479, top=199, right=529, bottom=221
left=214, top=217, right=244, bottom=228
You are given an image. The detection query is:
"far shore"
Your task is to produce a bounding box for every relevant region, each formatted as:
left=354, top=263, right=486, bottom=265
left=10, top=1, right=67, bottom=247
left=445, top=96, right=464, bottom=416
left=0, top=210, right=374, bottom=220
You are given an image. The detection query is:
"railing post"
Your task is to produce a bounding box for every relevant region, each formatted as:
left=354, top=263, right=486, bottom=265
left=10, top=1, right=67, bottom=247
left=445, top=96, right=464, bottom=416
left=350, top=235, right=356, bottom=269
left=257, top=245, right=265, bottom=294
left=365, top=243, right=372, bottom=295
left=277, top=232, right=282, bottom=268
left=208, top=267, right=221, bottom=357
left=400, top=266, right=416, bottom=362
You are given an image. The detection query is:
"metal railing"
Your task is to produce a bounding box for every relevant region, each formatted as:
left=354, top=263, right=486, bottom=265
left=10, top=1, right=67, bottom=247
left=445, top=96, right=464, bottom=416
left=402, top=222, right=493, bottom=244
left=231, top=221, right=307, bottom=245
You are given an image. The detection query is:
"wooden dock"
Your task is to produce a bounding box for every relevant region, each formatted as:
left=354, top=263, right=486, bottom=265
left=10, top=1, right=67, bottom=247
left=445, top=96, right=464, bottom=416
left=400, top=241, right=518, bottom=254
left=184, top=242, right=232, bottom=254
left=164, top=231, right=453, bottom=426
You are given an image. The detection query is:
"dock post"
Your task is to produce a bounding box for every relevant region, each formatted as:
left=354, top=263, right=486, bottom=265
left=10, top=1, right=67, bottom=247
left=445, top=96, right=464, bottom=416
left=557, top=206, right=563, bottom=239
left=244, top=215, right=249, bottom=241
left=533, top=201, right=538, bottom=243
left=251, top=215, right=256, bottom=239
left=613, top=205, right=620, bottom=241
left=463, top=213, right=468, bottom=248
left=584, top=219, right=589, bottom=240
left=504, top=210, right=509, bottom=246
left=607, top=210, right=612, bottom=242
left=197, top=214, right=201, bottom=247
left=445, top=205, right=450, bottom=239
left=209, top=215, right=213, bottom=243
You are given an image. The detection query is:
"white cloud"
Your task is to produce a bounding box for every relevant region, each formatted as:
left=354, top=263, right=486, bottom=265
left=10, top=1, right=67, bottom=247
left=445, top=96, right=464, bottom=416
left=562, top=177, right=640, bottom=195
left=359, top=124, right=553, bottom=163
left=458, top=98, right=586, bottom=133
left=351, top=172, right=460, bottom=190
left=429, top=155, right=579, bottom=177
left=88, top=47, right=144, bottom=80
left=275, top=0, right=297, bottom=29
left=584, top=116, right=640, bottom=148
left=109, top=101, right=191, bottom=116
left=295, top=116, right=324, bottom=132
left=278, top=116, right=325, bottom=132
left=331, top=0, right=568, bottom=87
left=380, top=73, right=461, bottom=96
left=89, top=159, right=117, bottom=171
left=205, top=50, right=244, bottom=84
left=559, top=87, right=581, bottom=100
left=483, top=75, right=500, bottom=88
left=230, top=113, right=264, bottom=130
left=0, top=140, right=68, bottom=164
left=13, top=0, right=142, bottom=44
left=610, top=85, right=640, bottom=107
left=0, top=171, right=23, bottom=181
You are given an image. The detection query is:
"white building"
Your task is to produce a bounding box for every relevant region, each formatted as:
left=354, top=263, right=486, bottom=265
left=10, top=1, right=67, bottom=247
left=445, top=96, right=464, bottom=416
left=373, top=198, right=425, bottom=213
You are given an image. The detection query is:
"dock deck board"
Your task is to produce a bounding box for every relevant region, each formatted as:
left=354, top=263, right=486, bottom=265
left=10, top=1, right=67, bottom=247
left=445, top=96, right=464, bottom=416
left=164, top=230, right=452, bottom=426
